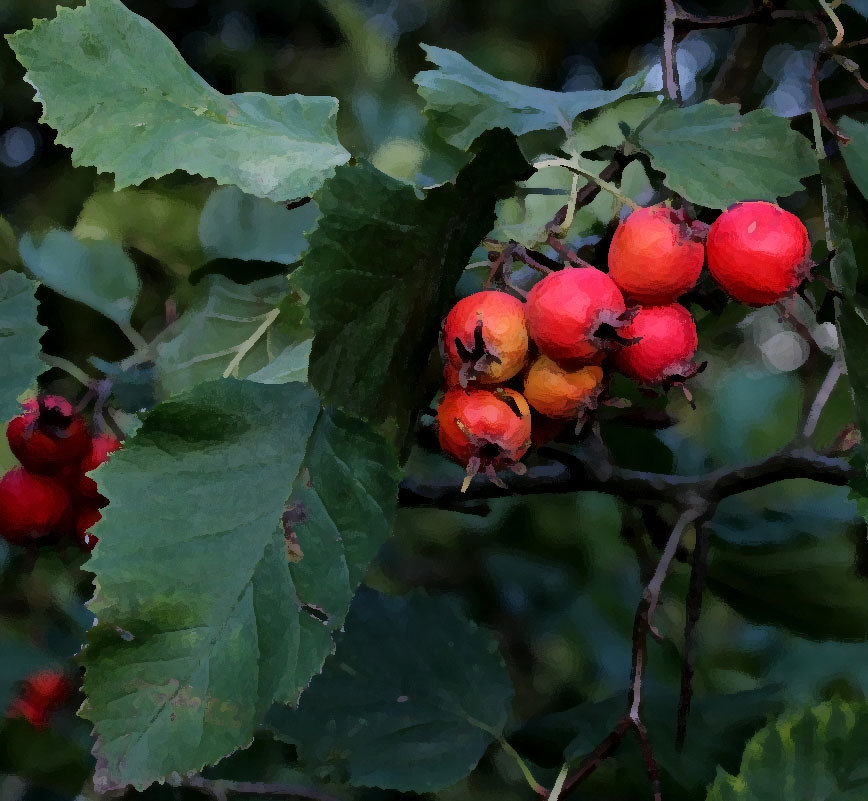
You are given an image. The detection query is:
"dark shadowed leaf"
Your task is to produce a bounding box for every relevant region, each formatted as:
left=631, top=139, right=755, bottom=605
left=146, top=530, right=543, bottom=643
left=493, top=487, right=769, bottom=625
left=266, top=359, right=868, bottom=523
left=294, top=128, right=529, bottom=443
left=269, top=589, right=513, bottom=792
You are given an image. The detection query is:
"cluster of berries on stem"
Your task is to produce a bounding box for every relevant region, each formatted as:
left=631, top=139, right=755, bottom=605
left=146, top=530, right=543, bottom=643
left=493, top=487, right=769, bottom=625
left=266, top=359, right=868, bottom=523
left=0, top=395, right=120, bottom=550
left=437, top=200, right=813, bottom=487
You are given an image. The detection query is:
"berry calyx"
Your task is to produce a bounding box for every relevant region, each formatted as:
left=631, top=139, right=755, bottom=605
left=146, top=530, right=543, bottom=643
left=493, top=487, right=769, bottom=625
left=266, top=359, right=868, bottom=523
left=437, top=387, right=532, bottom=489
left=525, top=268, right=627, bottom=364
left=0, top=468, right=71, bottom=545
left=523, top=356, right=605, bottom=420
left=614, top=304, right=700, bottom=385
left=6, top=396, right=91, bottom=475
left=442, top=291, right=529, bottom=386
left=608, top=205, right=705, bottom=304
left=706, top=201, right=811, bottom=306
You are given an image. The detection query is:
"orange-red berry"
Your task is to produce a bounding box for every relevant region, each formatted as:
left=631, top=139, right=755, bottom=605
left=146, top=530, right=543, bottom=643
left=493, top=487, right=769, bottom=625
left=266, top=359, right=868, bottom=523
left=437, top=387, right=531, bottom=487
left=523, top=356, right=604, bottom=420
left=525, top=268, right=626, bottom=364
left=608, top=205, right=704, bottom=304
left=6, top=396, right=91, bottom=475
left=614, top=304, right=699, bottom=385
left=442, top=291, right=528, bottom=386
left=0, top=467, right=70, bottom=545
left=707, top=201, right=811, bottom=306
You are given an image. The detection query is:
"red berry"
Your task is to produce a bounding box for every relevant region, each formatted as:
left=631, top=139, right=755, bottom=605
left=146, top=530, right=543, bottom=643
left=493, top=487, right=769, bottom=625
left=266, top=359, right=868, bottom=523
left=614, top=304, right=699, bottom=385
left=525, top=268, right=627, bottom=364
left=707, top=201, right=811, bottom=306
left=74, top=504, right=102, bottom=550
left=437, top=387, right=531, bottom=488
left=7, top=396, right=91, bottom=475
left=523, top=357, right=604, bottom=420
left=81, top=433, right=121, bottom=473
left=443, top=291, right=528, bottom=386
left=8, top=669, right=70, bottom=729
left=0, top=468, right=71, bottom=545
left=608, top=205, right=705, bottom=304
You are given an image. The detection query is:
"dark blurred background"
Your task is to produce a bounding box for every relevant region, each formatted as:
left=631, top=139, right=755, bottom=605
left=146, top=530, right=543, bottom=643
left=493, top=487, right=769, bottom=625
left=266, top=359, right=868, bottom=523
left=0, top=1, right=866, bottom=799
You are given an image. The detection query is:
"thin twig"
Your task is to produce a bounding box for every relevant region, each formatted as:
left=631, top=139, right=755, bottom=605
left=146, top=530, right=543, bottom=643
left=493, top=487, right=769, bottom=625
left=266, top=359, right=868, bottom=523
left=533, top=158, right=640, bottom=210
left=662, top=0, right=683, bottom=103
left=803, top=355, right=845, bottom=439
left=676, top=518, right=712, bottom=750
left=39, top=352, right=98, bottom=390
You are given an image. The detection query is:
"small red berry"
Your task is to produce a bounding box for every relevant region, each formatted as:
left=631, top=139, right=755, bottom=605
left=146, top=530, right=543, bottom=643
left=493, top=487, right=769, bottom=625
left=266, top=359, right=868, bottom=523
left=81, top=433, right=121, bottom=473
left=8, top=669, right=70, bottom=729
left=437, top=387, right=531, bottom=488
left=0, top=468, right=71, bottom=545
left=523, top=357, right=605, bottom=420
left=707, top=201, right=811, bottom=306
left=614, top=304, right=699, bottom=385
left=74, top=505, right=102, bottom=550
left=7, top=396, right=91, bottom=475
left=443, top=291, right=529, bottom=386
left=525, top=268, right=627, bottom=364
left=608, top=205, right=705, bottom=304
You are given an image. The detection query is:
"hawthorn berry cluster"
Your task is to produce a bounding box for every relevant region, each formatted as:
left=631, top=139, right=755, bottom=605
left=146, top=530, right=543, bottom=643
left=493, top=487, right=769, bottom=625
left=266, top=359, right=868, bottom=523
left=0, top=395, right=120, bottom=550
left=7, top=669, right=70, bottom=730
left=437, top=200, right=812, bottom=487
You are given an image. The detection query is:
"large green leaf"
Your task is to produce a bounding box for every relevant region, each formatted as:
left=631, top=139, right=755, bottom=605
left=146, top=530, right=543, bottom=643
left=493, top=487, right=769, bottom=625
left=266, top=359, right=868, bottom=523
left=74, top=184, right=209, bottom=278
left=6, top=0, right=349, bottom=202
left=415, top=44, right=648, bottom=150
left=269, top=589, right=513, bottom=792
left=80, top=380, right=399, bottom=791
left=295, top=129, right=528, bottom=440
left=199, top=187, right=320, bottom=265
left=706, top=699, right=868, bottom=800
left=0, top=270, right=45, bottom=420
left=154, top=275, right=311, bottom=397
left=19, top=231, right=140, bottom=328
left=630, top=101, right=817, bottom=209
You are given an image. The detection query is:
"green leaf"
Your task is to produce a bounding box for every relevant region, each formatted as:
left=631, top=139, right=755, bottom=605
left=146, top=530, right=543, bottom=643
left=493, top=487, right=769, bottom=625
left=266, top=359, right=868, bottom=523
left=415, top=44, right=649, bottom=150
left=19, top=231, right=140, bottom=328
left=80, top=379, right=399, bottom=791
left=706, top=699, right=868, bottom=800
left=154, top=275, right=310, bottom=397
left=0, top=217, right=20, bottom=270
left=839, top=118, right=868, bottom=205
left=199, top=187, right=320, bottom=265
left=74, top=184, right=209, bottom=278
left=630, top=101, right=817, bottom=208
left=706, top=529, right=868, bottom=640
left=846, top=1, right=868, bottom=20
left=295, top=129, right=529, bottom=441
left=269, top=589, right=513, bottom=792
left=6, top=0, right=349, bottom=201
left=0, top=270, right=45, bottom=420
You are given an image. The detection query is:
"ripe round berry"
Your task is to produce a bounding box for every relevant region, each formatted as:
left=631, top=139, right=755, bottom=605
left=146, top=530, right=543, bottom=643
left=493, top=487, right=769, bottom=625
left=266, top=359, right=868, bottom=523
left=0, top=468, right=71, bottom=545
left=525, top=268, right=626, bottom=364
left=707, top=201, right=811, bottom=306
left=443, top=291, right=528, bottom=386
left=608, top=205, right=704, bottom=304
left=523, top=356, right=604, bottom=420
left=7, top=396, right=91, bottom=475
left=614, top=304, right=699, bottom=385
left=81, top=433, right=122, bottom=474
left=437, top=387, right=531, bottom=487
left=8, top=669, right=70, bottom=729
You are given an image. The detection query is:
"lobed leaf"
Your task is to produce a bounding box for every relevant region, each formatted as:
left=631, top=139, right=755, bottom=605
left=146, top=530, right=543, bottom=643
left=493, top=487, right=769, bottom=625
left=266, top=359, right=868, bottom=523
left=6, top=0, right=349, bottom=202
left=269, top=589, right=513, bottom=792
left=415, top=44, right=648, bottom=150
left=630, top=101, right=817, bottom=209
left=80, top=380, right=399, bottom=791
left=0, top=270, right=46, bottom=420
